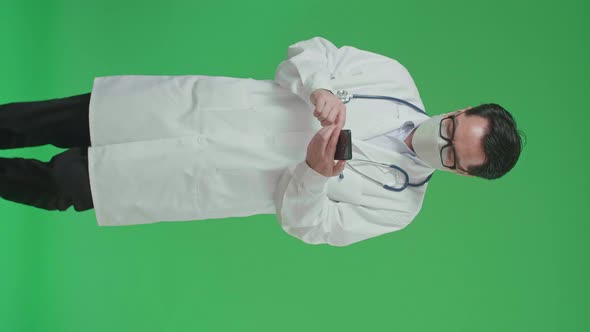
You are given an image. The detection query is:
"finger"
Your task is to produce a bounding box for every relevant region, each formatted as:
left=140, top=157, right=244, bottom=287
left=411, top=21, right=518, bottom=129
left=337, top=106, right=347, bottom=129
left=321, top=117, right=334, bottom=127
left=318, top=124, right=332, bottom=137
left=324, top=125, right=340, bottom=157
left=336, top=115, right=343, bottom=130
left=320, top=125, right=337, bottom=151
left=322, top=123, right=337, bottom=137
left=320, top=116, right=335, bottom=126
left=318, top=100, right=329, bottom=121
left=325, top=106, right=338, bottom=124
left=313, top=99, right=325, bottom=118
left=332, top=160, right=346, bottom=176
left=320, top=100, right=336, bottom=121
left=314, top=100, right=326, bottom=118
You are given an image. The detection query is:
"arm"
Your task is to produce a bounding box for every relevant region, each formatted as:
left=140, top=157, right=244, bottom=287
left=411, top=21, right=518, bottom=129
left=273, top=36, right=409, bottom=109
left=274, top=160, right=415, bottom=247
left=274, top=36, right=339, bottom=109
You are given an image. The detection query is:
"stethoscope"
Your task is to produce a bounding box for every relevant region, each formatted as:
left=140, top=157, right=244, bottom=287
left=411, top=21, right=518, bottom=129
left=334, top=89, right=434, bottom=192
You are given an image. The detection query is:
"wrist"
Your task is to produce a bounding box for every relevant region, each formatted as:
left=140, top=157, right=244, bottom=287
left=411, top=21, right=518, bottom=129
left=296, top=160, right=329, bottom=193
left=313, top=88, right=334, bottom=95
left=310, top=88, right=334, bottom=104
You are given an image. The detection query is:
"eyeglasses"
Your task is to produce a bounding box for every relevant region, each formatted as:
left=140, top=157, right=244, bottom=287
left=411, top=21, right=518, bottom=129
left=439, top=113, right=469, bottom=173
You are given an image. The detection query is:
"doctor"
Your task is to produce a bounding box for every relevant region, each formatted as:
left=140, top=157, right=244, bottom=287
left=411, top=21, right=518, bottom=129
left=0, top=37, right=522, bottom=247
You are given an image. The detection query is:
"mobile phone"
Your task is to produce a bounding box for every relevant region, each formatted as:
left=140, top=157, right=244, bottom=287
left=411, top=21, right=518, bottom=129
left=334, top=129, right=352, bottom=160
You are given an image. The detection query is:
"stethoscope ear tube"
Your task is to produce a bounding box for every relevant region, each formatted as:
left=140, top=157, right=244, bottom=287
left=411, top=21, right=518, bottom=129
left=336, top=90, right=427, bottom=115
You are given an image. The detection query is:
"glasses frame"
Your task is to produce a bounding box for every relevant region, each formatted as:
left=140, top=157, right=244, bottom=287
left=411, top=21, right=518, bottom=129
left=439, top=113, right=469, bottom=173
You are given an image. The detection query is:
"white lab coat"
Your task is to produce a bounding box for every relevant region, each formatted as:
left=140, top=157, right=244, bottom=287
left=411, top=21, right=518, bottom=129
left=87, top=36, right=435, bottom=246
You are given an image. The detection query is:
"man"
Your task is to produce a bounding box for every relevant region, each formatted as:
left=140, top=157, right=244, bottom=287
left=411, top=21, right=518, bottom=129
left=0, top=37, right=522, bottom=246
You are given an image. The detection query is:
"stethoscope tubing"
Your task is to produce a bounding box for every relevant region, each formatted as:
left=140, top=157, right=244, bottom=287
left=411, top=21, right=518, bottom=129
left=350, top=94, right=428, bottom=115
left=341, top=159, right=433, bottom=192
left=335, top=91, right=434, bottom=192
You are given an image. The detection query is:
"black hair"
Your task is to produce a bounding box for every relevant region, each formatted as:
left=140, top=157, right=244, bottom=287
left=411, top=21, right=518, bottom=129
left=464, top=103, right=525, bottom=179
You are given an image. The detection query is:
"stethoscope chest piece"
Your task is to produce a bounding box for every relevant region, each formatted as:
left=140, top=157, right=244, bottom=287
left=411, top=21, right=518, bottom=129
left=336, top=90, right=352, bottom=104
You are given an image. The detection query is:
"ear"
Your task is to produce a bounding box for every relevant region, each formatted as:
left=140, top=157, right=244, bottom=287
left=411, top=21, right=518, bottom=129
left=458, top=106, right=473, bottom=114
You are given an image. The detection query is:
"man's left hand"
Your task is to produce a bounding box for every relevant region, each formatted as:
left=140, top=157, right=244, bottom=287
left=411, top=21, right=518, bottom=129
left=310, top=89, right=347, bottom=128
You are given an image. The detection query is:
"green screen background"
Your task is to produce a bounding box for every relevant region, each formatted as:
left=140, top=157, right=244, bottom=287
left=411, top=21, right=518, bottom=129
left=1, top=0, right=588, bottom=331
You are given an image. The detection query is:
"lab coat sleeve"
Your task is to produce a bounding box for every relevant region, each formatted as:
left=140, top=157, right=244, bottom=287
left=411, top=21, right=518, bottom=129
left=274, top=161, right=415, bottom=247
left=274, top=36, right=339, bottom=109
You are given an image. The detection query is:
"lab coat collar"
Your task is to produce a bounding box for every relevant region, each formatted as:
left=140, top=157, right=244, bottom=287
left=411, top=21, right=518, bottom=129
left=347, top=103, right=434, bottom=178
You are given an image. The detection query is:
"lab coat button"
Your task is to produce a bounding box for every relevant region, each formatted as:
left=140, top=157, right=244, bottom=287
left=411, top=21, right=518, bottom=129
left=330, top=75, right=336, bottom=80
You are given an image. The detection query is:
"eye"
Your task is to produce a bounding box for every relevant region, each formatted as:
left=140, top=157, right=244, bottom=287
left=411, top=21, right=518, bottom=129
left=441, top=117, right=453, bottom=139
left=446, top=118, right=454, bottom=138
left=447, top=147, right=455, bottom=165
left=440, top=145, right=455, bottom=167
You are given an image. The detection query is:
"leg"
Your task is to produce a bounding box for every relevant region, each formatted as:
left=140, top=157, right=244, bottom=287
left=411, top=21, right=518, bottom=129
left=0, top=147, right=93, bottom=211
left=0, top=93, right=91, bottom=149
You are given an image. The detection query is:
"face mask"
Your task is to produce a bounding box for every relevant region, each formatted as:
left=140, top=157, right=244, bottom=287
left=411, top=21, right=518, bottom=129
left=411, top=115, right=449, bottom=170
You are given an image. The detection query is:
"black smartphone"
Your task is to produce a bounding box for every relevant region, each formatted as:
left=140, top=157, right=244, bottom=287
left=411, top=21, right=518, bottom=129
left=334, top=129, right=352, bottom=160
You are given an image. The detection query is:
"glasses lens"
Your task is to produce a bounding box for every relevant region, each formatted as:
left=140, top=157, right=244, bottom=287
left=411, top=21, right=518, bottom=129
left=440, top=117, right=454, bottom=140
left=441, top=145, right=456, bottom=168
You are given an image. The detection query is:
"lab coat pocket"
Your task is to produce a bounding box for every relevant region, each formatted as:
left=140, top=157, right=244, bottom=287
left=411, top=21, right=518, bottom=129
left=195, top=77, right=266, bottom=134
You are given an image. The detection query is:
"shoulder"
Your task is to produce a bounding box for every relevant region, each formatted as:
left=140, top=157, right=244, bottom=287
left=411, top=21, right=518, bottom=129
left=337, top=43, right=412, bottom=73
left=298, top=36, right=416, bottom=78
left=337, top=44, right=419, bottom=88
left=347, top=48, right=425, bottom=109
left=303, top=37, right=425, bottom=107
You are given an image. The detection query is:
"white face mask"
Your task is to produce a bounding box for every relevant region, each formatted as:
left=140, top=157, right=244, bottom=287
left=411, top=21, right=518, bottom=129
left=411, top=115, right=449, bottom=170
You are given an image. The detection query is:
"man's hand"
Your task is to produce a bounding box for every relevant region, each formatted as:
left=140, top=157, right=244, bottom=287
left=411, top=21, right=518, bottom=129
left=310, top=89, right=347, bottom=128
left=305, top=125, right=347, bottom=177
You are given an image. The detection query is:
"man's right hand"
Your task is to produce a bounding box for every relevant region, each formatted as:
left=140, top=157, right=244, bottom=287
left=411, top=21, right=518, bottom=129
left=305, top=125, right=346, bottom=177
left=310, top=89, right=347, bottom=129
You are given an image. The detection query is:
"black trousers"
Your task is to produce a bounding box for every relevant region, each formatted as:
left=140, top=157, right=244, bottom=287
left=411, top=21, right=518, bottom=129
left=0, top=93, right=94, bottom=211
